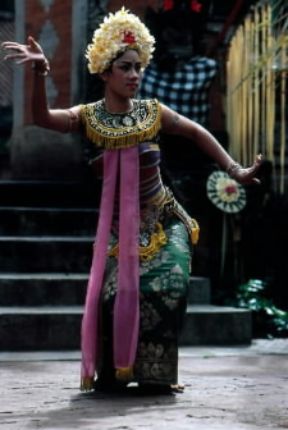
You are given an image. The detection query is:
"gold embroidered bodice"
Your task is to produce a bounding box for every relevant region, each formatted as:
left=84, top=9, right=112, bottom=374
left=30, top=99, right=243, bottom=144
left=80, top=98, right=161, bottom=149
left=80, top=97, right=200, bottom=252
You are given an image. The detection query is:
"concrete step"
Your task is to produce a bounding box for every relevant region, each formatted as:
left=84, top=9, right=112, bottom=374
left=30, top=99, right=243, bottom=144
left=0, top=304, right=251, bottom=350
left=188, top=276, right=211, bottom=304
left=180, top=305, right=252, bottom=345
left=0, top=207, right=98, bottom=236
left=0, top=180, right=100, bottom=208
left=0, top=237, right=213, bottom=288
left=0, top=273, right=210, bottom=306
left=0, top=236, right=93, bottom=273
left=0, top=273, right=88, bottom=306
left=0, top=306, right=82, bottom=350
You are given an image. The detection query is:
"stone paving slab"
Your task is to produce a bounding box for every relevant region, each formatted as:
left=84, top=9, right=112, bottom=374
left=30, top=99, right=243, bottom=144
left=0, top=342, right=287, bottom=429
left=0, top=338, right=287, bottom=362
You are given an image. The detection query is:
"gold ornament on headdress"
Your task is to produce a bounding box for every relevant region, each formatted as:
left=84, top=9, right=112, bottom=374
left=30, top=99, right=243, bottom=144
left=86, top=7, right=155, bottom=74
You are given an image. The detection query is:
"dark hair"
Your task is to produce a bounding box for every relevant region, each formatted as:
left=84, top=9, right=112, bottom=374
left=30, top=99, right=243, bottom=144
left=104, top=47, right=140, bottom=73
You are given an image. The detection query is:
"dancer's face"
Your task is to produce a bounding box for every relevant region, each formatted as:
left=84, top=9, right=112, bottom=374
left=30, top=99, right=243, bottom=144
left=102, top=49, right=142, bottom=99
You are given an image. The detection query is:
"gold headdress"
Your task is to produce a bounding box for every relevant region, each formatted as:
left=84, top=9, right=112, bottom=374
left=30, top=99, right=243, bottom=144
left=86, top=7, right=155, bottom=74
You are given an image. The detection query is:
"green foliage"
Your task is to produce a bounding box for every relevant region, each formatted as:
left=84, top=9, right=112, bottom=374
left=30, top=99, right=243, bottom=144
left=237, top=279, right=288, bottom=336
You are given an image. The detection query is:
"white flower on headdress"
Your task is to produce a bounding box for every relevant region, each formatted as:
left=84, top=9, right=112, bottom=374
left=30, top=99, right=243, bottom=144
left=86, top=7, right=155, bottom=74
left=206, top=171, right=246, bottom=213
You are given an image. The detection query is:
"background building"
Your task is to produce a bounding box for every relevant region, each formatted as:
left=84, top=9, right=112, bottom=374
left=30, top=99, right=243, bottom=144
left=0, top=0, right=287, bottom=338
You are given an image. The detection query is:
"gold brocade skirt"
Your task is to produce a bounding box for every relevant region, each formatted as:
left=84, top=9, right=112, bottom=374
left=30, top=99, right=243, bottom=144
left=97, top=211, right=194, bottom=386
left=109, top=187, right=199, bottom=262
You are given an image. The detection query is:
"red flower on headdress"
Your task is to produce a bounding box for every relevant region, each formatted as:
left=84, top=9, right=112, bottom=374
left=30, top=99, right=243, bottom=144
left=163, top=0, right=174, bottom=11
left=123, top=31, right=136, bottom=44
left=190, top=0, right=202, bottom=13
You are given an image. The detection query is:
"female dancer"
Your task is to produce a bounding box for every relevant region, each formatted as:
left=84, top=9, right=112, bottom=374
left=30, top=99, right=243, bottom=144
left=2, top=8, right=261, bottom=394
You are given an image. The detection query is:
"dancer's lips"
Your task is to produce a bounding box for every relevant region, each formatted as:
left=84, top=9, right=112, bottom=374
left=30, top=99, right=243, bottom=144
left=126, top=83, right=138, bottom=90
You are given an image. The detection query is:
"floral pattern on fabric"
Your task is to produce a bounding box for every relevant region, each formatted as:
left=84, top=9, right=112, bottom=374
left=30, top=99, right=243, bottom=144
left=99, top=219, right=191, bottom=385
left=134, top=342, right=177, bottom=383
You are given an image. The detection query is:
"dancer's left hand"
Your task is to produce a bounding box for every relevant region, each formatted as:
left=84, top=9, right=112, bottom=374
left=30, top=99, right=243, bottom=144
left=231, top=154, right=262, bottom=184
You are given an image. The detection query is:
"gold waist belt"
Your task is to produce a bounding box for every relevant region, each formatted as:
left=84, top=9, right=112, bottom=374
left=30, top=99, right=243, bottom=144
left=109, top=222, right=167, bottom=262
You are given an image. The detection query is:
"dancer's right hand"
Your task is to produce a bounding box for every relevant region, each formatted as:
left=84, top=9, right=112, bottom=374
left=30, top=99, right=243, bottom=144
left=1, top=35, right=48, bottom=68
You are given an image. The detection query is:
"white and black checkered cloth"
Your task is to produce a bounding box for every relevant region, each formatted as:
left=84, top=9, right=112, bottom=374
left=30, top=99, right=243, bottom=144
left=139, top=56, right=217, bottom=127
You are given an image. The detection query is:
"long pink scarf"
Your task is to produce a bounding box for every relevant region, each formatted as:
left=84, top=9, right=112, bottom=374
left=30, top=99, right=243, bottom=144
left=81, top=145, right=140, bottom=385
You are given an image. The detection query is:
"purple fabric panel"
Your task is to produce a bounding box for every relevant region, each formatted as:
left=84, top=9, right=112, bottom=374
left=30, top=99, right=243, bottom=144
left=113, top=146, right=140, bottom=368
left=81, top=150, right=118, bottom=379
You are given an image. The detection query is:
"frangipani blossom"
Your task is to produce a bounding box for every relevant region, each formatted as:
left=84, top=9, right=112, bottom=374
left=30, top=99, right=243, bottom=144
left=86, top=7, right=155, bottom=74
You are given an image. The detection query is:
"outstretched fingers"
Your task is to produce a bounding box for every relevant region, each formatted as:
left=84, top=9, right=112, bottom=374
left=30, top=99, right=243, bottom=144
left=3, top=52, right=26, bottom=61
left=16, top=57, right=34, bottom=65
left=27, top=35, right=39, bottom=47
left=246, top=154, right=262, bottom=184
left=251, top=176, right=261, bottom=185
left=1, top=41, right=26, bottom=51
left=249, top=154, right=262, bottom=172
left=2, top=41, right=21, bottom=47
left=252, top=154, right=262, bottom=169
left=2, top=43, right=25, bottom=62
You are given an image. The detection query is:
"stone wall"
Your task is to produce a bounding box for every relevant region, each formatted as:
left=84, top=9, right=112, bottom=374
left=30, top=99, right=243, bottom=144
left=10, top=0, right=88, bottom=180
left=24, top=0, right=72, bottom=124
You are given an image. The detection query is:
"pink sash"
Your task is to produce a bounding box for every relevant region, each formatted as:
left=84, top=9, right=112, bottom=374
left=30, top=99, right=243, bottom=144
left=81, top=145, right=140, bottom=384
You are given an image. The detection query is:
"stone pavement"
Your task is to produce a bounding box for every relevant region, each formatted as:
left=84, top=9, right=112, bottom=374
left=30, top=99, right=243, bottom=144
left=0, top=339, right=287, bottom=430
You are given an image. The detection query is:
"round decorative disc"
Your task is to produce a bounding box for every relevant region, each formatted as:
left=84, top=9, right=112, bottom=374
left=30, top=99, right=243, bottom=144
left=206, top=171, right=246, bottom=213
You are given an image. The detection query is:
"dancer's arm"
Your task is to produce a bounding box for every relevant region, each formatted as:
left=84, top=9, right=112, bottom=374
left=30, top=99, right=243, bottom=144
left=161, top=103, right=261, bottom=184
left=2, top=36, right=81, bottom=133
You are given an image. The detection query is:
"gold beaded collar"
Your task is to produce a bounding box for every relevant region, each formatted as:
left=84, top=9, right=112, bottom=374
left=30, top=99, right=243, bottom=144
left=80, top=99, right=161, bottom=150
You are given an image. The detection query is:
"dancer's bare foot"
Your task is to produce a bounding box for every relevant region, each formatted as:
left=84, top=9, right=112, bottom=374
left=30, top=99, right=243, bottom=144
left=170, top=383, right=185, bottom=393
